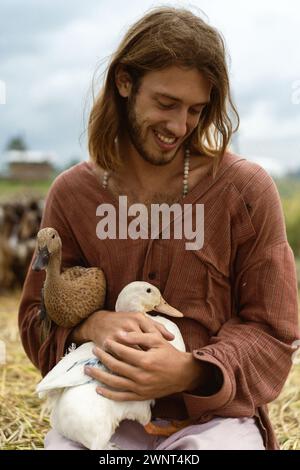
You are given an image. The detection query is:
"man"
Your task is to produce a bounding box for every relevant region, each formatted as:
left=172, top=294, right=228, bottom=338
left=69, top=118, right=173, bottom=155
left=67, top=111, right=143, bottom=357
left=19, top=7, right=299, bottom=450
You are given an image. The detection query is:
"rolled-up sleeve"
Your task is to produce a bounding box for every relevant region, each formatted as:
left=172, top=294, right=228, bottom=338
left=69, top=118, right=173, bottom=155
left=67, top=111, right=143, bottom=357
left=18, top=174, right=86, bottom=377
left=183, top=170, right=299, bottom=418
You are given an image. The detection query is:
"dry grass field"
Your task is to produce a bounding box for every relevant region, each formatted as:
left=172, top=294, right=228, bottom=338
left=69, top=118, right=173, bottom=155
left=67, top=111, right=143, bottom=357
left=0, top=292, right=299, bottom=450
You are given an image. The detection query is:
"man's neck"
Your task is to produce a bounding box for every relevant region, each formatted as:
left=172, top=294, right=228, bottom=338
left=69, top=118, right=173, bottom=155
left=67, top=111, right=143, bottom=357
left=116, top=134, right=185, bottom=194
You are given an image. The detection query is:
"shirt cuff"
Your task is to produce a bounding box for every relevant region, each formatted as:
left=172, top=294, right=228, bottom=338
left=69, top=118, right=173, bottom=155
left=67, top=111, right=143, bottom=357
left=182, top=349, right=234, bottom=419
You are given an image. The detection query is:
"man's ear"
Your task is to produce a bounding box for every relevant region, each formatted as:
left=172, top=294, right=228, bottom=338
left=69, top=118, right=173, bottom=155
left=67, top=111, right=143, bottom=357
left=115, top=66, right=132, bottom=98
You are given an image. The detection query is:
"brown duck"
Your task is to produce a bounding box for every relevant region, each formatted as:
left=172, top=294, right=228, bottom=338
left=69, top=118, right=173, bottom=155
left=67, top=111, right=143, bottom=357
left=32, top=227, right=106, bottom=329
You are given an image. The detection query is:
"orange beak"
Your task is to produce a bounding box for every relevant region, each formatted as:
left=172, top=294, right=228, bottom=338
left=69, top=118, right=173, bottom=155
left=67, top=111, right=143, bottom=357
left=153, top=297, right=183, bottom=317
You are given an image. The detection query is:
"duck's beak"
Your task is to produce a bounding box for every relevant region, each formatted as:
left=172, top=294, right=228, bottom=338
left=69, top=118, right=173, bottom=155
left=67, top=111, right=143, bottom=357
left=32, top=246, right=50, bottom=271
left=154, top=297, right=183, bottom=317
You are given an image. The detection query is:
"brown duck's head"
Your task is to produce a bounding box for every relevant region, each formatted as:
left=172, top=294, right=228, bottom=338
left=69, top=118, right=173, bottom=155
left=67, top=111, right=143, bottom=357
left=32, top=227, right=62, bottom=271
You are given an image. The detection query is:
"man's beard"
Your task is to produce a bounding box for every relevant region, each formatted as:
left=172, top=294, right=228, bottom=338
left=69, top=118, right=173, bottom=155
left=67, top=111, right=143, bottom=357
left=125, top=94, right=182, bottom=166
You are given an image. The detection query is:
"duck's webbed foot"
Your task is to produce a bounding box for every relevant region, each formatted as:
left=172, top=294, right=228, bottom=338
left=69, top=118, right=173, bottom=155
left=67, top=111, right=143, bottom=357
left=144, top=419, right=192, bottom=437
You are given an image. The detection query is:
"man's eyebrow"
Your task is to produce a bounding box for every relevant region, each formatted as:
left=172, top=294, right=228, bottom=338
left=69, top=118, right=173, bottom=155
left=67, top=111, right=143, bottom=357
left=153, top=92, right=209, bottom=107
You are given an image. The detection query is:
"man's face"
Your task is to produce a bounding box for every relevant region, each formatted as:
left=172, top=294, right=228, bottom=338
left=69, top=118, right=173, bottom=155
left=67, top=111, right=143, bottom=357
left=123, top=66, right=211, bottom=166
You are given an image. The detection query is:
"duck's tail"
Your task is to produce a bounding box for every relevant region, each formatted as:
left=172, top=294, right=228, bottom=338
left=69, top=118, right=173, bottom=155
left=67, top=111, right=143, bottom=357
left=39, top=287, right=53, bottom=342
left=39, top=315, right=53, bottom=343
left=39, top=389, right=61, bottom=413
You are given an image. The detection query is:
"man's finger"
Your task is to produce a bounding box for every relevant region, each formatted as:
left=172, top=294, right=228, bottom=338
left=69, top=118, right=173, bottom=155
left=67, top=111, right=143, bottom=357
left=92, top=347, right=140, bottom=379
left=116, top=331, right=163, bottom=349
left=139, top=316, right=175, bottom=340
left=84, top=365, right=136, bottom=392
left=96, top=387, right=145, bottom=402
left=101, top=334, right=160, bottom=366
left=154, top=323, right=175, bottom=340
left=96, top=341, right=145, bottom=368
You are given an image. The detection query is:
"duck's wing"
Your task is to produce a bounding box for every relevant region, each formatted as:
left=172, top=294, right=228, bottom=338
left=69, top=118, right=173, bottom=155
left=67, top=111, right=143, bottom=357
left=61, top=266, right=88, bottom=281
left=36, top=342, right=104, bottom=394
left=61, top=266, right=103, bottom=281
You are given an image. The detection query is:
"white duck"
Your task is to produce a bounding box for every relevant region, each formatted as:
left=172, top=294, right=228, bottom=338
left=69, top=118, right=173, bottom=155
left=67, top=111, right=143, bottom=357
left=36, top=281, right=186, bottom=450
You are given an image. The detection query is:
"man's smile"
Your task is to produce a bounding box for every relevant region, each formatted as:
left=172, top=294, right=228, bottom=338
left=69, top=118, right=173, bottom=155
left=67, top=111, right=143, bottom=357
left=152, top=129, right=179, bottom=150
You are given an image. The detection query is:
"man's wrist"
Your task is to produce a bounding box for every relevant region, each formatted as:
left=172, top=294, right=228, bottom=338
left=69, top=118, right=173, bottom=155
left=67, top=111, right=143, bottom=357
left=68, top=319, right=90, bottom=345
left=183, top=352, right=223, bottom=395
left=183, top=352, right=206, bottom=392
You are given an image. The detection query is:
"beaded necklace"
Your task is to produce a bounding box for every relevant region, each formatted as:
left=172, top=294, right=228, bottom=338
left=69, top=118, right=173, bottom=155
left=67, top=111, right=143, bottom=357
left=102, top=147, right=190, bottom=198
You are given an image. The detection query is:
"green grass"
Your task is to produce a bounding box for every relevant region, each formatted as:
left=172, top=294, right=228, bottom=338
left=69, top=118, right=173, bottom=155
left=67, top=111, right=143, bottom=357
left=295, top=259, right=300, bottom=287
left=274, top=177, right=300, bottom=199
left=0, top=179, right=54, bottom=201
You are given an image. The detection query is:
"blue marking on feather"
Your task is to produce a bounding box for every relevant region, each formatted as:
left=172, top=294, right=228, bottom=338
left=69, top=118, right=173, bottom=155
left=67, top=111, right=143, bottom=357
left=66, top=357, right=101, bottom=372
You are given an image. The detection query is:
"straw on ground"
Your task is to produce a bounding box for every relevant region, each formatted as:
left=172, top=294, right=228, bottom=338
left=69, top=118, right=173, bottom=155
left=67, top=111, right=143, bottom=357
left=0, top=292, right=299, bottom=450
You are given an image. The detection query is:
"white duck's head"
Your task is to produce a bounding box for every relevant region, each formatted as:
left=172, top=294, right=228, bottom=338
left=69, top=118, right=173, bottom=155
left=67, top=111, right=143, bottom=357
left=115, top=281, right=183, bottom=318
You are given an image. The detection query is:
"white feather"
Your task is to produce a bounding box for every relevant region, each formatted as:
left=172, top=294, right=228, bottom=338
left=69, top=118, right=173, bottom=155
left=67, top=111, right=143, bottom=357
left=37, top=281, right=185, bottom=449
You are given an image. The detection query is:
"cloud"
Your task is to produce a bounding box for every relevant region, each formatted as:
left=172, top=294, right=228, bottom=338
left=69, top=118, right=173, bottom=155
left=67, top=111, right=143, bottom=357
left=240, top=100, right=300, bottom=141
left=0, top=0, right=299, bottom=170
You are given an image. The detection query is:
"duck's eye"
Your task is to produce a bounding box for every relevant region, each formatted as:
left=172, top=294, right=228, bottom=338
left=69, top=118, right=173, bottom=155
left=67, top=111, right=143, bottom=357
left=146, top=288, right=151, bottom=293
left=52, top=234, right=55, bottom=239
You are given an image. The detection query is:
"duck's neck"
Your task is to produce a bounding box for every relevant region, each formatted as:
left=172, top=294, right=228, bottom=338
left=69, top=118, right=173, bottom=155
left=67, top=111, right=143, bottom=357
left=44, top=251, right=62, bottom=288
left=116, top=295, right=147, bottom=314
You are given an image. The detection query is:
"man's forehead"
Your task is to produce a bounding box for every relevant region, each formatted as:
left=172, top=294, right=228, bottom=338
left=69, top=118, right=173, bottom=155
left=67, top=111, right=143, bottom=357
left=140, top=67, right=212, bottom=104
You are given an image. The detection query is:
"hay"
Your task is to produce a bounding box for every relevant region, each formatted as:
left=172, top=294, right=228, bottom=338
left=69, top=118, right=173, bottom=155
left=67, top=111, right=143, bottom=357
left=269, top=363, right=300, bottom=450
left=0, top=292, right=299, bottom=450
left=0, top=293, right=49, bottom=450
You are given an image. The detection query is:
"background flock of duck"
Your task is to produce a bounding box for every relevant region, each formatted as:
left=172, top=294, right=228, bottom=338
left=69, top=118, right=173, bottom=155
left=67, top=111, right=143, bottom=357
left=0, top=198, right=43, bottom=291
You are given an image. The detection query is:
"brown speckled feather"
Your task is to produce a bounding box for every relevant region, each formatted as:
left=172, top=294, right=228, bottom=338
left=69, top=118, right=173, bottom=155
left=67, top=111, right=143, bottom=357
left=44, top=267, right=106, bottom=327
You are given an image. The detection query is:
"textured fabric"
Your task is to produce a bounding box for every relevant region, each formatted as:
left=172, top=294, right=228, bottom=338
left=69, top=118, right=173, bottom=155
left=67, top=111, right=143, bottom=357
left=44, top=417, right=265, bottom=450
left=18, top=151, right=299, bottom=450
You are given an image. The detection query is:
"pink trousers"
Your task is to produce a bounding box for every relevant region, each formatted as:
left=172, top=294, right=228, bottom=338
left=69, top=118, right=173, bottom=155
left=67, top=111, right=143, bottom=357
left=44, top=417, right=265, bottom=450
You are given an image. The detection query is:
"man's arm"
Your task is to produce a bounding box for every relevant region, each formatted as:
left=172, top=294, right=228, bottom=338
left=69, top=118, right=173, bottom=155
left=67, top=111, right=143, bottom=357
left=181, top=167, right=300, bottom=418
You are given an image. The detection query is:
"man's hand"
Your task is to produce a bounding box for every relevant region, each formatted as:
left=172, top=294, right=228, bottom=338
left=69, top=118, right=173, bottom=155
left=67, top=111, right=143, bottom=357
left=84, top=330, right=205, bottom=401
left=70, top=310, right=175, bottom=347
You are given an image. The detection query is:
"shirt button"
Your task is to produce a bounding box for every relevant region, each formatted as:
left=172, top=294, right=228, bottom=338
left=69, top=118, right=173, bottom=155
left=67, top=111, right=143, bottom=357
left=148, top=272, right=156, bottom=280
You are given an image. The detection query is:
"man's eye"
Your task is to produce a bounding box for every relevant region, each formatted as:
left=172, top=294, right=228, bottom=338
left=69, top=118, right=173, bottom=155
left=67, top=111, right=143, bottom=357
left=189, top=109, right=202, bottom=116
left=190, top=106, right=205, bottom=116
left=158, top=102, right=174, bottom=110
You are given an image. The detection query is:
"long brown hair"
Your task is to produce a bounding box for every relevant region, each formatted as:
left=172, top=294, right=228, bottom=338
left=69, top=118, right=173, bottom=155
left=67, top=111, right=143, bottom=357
left=88, top=6, right=239, bottom=174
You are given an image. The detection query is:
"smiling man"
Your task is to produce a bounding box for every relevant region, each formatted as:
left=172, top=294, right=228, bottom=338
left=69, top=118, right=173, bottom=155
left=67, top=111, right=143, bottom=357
left=119, top=66, right=211, bottom=165
left=19, top=7, right=299, bottom=450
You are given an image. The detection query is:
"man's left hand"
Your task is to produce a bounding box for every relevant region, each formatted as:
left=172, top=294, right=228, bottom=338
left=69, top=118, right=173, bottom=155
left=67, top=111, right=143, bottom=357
left=84, top=331, right=204, bottom=401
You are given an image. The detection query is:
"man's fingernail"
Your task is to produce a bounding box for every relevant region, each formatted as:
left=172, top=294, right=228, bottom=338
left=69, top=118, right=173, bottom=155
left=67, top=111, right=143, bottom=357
left=84, top=366, right=91, bottom=374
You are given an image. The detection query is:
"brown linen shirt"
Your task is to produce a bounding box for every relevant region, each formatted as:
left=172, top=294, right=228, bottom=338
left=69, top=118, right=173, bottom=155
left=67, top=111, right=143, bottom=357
left=18, top=151, right=299, bottom=450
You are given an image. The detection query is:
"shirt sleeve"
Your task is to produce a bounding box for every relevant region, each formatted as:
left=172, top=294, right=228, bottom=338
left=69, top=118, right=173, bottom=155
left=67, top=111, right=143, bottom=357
left=18, top=174, right=87, bottom=377
left=182, top=169, right=300, bottom=419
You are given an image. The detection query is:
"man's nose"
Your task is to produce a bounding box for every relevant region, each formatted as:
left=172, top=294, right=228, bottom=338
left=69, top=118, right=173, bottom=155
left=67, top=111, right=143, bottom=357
left=166, top=110, right=187, bottom=137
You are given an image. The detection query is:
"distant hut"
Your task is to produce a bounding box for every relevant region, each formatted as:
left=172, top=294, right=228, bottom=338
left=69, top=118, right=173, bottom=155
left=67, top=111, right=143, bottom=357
left=6, top=150, right=55, bottom=181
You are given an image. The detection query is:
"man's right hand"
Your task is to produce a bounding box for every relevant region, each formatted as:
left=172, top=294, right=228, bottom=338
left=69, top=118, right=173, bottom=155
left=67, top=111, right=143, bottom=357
left=69, top=310, right=175, bottom=348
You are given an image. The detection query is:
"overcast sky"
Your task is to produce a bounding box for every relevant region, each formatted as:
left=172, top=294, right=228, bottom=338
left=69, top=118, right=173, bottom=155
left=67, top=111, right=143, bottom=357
left=0, top=0, right=299, bottom=175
